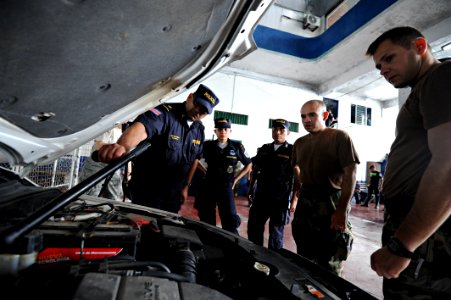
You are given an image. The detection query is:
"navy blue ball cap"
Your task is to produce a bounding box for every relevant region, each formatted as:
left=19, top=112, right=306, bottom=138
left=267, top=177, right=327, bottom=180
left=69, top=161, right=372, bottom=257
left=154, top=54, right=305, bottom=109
left=194, top=84, right=219, bottom=114
left=215, top=118, right=231, bottom=129
left=272, top=119, right=290, bottom=129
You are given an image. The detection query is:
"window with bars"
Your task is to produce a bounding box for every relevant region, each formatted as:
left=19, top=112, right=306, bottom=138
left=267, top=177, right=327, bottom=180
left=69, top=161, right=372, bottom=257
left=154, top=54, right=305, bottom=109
left=351, top=104, right=372, bottom=126
left=214, top=111, right=248, bottom=125
left=268, top=119, right=299, bottom=132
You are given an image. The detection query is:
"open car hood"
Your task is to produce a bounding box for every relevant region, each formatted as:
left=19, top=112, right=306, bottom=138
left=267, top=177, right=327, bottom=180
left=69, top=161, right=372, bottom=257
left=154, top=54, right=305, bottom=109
left=0, top=0, right=269, bottom=168
left=1, top=2, right=378, bottom=299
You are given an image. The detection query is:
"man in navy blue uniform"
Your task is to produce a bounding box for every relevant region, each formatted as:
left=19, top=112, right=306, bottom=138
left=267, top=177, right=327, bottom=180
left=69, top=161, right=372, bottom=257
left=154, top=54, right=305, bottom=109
left=98, top=84, right=219, bottom=213
left=193, top=118, right=252, bottom=234
left=247, top=119, right=296, bottom=250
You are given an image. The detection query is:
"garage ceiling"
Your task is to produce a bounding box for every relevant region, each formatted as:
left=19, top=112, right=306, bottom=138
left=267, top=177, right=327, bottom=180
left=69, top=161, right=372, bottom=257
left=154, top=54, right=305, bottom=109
left=225, top=0, right=451, bottom=102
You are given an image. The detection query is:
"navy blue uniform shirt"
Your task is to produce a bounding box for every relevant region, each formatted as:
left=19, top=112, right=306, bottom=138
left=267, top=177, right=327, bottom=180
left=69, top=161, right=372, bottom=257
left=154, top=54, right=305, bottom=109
left=202, top=139, right=251, bottom=183
left=252, top=141, right=294, bottom=195
left=132, top=103, right=204, bottom=182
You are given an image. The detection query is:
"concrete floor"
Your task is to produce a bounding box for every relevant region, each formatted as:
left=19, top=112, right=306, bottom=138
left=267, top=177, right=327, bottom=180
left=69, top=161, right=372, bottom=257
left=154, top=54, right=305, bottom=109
left=179, top=196, right=384, bottom=300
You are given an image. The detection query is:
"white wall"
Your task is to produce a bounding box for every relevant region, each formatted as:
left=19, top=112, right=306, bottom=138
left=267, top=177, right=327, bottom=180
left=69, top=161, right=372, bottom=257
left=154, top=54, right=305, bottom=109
left=170, top=72, right=318, bottom=156
left=169, top=71, right=398, bottom=182
left=333, top=95, right=397, bottom=181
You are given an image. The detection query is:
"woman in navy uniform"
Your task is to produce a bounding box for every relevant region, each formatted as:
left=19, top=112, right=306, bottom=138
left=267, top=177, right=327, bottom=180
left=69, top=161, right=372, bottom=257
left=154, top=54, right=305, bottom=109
left=98, top=84, right=219, bottom=213
left=247, top=119, right=296, bottom=250
left=195, top=118, right=252, bottom=234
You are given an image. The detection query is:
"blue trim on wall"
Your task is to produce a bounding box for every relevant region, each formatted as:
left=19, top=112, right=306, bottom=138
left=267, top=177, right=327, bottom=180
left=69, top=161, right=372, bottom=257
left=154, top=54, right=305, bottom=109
left=253, top=0, right=398, bottom=59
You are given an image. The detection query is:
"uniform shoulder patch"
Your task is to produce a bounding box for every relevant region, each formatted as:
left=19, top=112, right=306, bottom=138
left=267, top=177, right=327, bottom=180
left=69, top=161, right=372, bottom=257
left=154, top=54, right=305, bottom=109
left=149, top=107, right=162, bottom=116
left=150, top=104, right=172, bottom=115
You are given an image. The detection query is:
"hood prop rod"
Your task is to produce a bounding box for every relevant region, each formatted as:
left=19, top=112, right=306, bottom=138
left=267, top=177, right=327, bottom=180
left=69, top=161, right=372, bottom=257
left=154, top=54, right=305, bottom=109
left=0, top=141, right=151, bottom=246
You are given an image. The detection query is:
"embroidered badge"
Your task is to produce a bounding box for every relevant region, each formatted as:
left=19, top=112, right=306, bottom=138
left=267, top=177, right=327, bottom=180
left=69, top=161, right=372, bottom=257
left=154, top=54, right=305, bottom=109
left=149, top=107, right=161, bottom=116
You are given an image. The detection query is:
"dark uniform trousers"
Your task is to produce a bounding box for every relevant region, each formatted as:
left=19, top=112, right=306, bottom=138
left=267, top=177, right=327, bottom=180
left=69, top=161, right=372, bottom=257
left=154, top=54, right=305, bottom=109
left=129, top=175, right=184, bottom=213
left=197, top=179, right=241, bottom=234
left=247, top=142, right=293, bottom=250
left=248, top=184, right=290, bottom=250
left=196, top=140, right=249, bottom=235
left=128, top=145, right=192, bottom=214
left=362, top=185, right=381, bottom=206
left=382, top=196, right=451, bottom=299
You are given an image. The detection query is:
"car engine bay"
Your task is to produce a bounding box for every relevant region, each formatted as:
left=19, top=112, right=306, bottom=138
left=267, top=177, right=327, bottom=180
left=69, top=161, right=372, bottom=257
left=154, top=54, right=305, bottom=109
left=0, top=168, right=376, bottom=300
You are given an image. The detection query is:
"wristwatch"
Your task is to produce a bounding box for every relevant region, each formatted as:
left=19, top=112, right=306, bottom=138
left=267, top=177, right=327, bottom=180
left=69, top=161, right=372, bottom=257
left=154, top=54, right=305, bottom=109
left=183, top=180, right=191, bottom=188
left=386, top=237, right=419, bottom=260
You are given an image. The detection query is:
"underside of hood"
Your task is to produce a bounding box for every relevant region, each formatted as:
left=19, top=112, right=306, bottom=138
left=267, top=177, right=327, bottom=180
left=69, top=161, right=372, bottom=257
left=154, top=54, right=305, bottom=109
left=0, top=0, right=270, bottom=167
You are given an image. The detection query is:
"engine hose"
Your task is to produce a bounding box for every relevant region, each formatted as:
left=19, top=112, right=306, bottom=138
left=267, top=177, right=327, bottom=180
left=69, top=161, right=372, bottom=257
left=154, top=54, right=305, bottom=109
left=173, top=247, right=197, bottom=283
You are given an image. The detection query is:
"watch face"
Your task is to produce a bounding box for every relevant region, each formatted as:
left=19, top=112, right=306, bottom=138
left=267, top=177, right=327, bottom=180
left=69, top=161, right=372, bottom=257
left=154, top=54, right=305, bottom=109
left=388, top=239, right=399, bottom=252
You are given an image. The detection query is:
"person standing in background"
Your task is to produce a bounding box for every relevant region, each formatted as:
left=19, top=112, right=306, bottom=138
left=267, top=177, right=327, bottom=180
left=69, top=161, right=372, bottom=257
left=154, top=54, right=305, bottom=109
left=291, top=100, right=359, bottom=276
left=247, top=119, right=296, bottom=250
left=79, top=125, right=124, bottom=200
left=353, top=182, right=362, bottom=205
left=193, top=118, right=252, bottom=234
left=360, top=165, right=382, bottom=209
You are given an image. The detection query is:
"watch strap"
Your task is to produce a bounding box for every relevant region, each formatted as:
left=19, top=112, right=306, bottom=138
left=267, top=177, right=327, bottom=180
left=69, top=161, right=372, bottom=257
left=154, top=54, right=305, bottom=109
left=387, top=237, right=419, bottom=260
left=183, top=180, right=191, bottom=187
